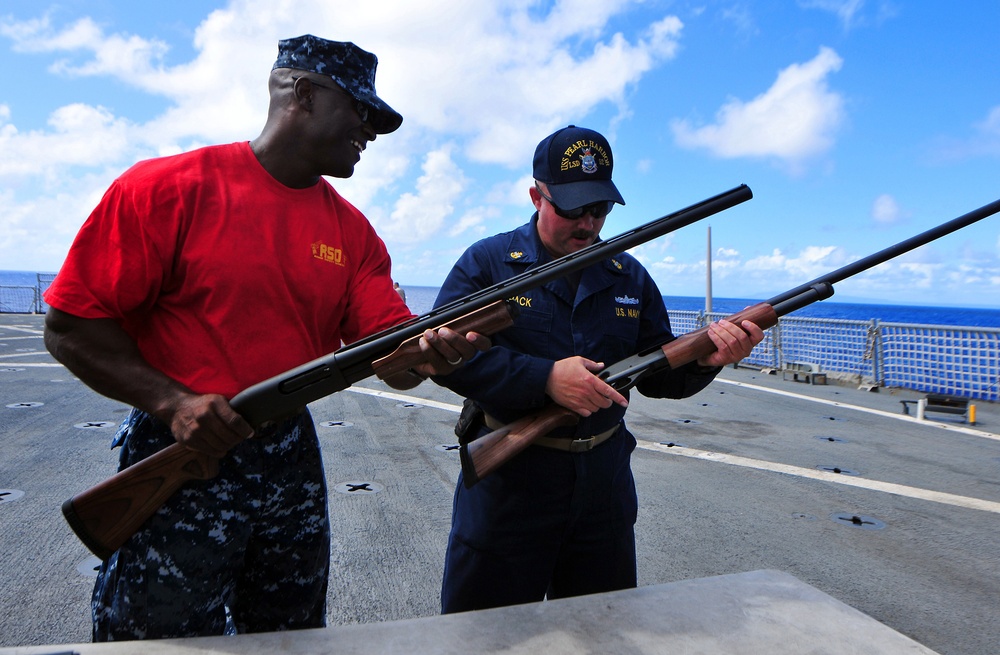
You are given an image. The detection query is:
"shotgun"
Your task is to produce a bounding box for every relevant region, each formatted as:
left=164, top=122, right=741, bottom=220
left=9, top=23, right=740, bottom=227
left=461, top=195, right=1000, bottom=486
left=63, top=183, right=755, bottom=559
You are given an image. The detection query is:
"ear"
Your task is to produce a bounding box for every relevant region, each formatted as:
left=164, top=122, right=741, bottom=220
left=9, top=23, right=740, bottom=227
left=292, top=77, right=316, bottom=110
left=528, top=184, right=543, bottom=211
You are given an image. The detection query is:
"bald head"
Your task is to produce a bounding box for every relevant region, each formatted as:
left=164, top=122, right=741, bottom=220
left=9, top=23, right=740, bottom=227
left=265, top=68, right=298, bottom=113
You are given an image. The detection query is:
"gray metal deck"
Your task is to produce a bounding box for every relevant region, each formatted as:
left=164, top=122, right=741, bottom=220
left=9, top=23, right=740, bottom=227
left=2, top=313, right=997, bottom=653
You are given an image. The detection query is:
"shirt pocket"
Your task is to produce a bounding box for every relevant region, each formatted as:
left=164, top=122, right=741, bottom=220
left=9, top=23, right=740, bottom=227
left=513, top=306, right=554, bottom=333
left=602, top=306, right=641, bottom=361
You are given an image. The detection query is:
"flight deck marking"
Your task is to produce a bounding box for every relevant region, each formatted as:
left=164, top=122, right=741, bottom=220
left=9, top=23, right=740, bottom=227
left=346, top=386, right=460, bottom=413
left=350, top=384, right=1000, bottom=515
left=715, top=378, right=1000, bottom=442
left=637, top=443, right=1000, bottom=515
left=333, top=481, right=384, bottom=495
left=0, top=351, right=56, bottom=360
left=0, top=326, right=43, bottom=335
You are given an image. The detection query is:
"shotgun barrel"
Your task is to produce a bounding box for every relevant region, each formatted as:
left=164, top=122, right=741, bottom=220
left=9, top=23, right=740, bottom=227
left=460, top=195, right=1000, bottom=486
left=63, top=184, right=755, bottom=559
left=229, top=184, right=753, bottom=423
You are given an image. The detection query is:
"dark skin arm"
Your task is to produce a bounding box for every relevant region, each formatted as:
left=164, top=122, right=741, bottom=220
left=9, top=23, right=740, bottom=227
left=44, top=308, right=253, bottom=458
left=380, top=327, right=489, bottom=390
left=44, top=308, right=489, bottom=454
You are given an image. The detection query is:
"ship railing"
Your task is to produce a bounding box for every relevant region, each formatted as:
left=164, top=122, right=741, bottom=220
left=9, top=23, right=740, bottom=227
left=669, top=310, right=999, bottom=403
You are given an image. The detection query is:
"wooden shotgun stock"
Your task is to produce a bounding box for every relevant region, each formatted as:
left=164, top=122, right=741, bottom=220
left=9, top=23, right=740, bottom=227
left=460, top=303, right=779, bottom=486
left=62, top=299, right=517, bottom=560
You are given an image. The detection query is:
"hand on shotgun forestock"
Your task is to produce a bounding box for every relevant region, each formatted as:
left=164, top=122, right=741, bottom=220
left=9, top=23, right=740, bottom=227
left=696, top=319, right=765, bottom=368
left=545, top=356, right=629, bottom=417
left=166, top=392, right=255, bottom=458
left=412, top=326, right=492, bottom=377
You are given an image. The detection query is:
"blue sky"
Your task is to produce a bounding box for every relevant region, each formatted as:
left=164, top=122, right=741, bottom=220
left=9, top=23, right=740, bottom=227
left=2, top=1, right=999, bottom=308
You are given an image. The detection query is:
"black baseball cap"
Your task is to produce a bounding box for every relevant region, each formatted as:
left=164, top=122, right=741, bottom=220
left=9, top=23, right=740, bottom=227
left=532, top=125, right=625, bottom=210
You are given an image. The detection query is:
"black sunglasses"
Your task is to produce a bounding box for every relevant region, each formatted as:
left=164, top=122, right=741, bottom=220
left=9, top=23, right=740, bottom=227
left=535, top=184, right=614, bottom=220
left=292, top=76, right=370, bottom=124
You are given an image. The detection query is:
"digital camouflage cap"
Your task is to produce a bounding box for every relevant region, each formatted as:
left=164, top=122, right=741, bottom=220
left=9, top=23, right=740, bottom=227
left=273, top=34, right=403, bottom=135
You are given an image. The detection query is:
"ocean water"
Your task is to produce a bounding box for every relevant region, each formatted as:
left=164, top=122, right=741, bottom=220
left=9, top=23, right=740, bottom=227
left=1, top=271, right=57, bottom=285
left=400, top=285, right=1000, bottom=329
left=4, top=272, right=999, bottom=328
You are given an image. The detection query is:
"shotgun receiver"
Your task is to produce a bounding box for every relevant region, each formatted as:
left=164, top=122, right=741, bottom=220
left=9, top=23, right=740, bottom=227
left=62, top=183, right=755, bottom=559
left=461, top=195, right=1000, bottom=486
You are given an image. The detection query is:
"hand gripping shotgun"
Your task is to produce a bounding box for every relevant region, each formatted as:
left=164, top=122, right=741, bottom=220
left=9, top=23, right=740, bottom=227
left=460, top=195, right=1000, bottom=487
left=62, top=184, right=755, bottom=559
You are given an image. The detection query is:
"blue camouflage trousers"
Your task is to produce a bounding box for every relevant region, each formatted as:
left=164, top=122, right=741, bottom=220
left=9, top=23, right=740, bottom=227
left=92, top=408, right=330, bottom=641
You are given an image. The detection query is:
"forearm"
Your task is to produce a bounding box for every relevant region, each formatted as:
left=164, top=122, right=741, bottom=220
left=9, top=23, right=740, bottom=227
left=44, top=309, right=194, bottom=422
left=45, top=308, right=255, bottom=456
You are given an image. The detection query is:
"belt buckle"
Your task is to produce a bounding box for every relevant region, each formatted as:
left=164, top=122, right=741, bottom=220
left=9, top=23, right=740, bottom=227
left=567, top=436, right=596, bottom=453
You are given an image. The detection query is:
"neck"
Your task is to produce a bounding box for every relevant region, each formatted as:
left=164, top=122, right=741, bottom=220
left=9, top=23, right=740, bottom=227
left=249, top=133, right=319, bottom=189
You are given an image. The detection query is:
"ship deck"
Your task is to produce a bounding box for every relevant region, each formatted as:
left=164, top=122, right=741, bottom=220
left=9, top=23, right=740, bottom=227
left=2, top=313, right=998, bottom=654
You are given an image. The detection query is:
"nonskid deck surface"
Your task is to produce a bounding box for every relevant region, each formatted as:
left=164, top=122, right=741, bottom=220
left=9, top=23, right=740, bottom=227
left=2, top=314, right=996, bottom=654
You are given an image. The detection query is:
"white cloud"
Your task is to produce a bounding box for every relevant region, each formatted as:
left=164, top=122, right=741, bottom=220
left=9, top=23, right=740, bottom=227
left=0, top=0, right=685, bottom=272
left=649, top=255, right=701, bottom=278
left=449, top=206, right=497, bottom=239
left=4, top=2, right=989, bottom=305
left=798, top=0, right=865, bottom=29
left=637, top=232, right=1000, bottom=304
left=871, top=193, right=902, bottom=225
left=928, top=104, right=1000, bottom=162
left=720, top=5, right=757, bottom=38
left=51, top=21, right=171, bottom=79
left=496, top=175, right=536, bottom=207
left=381, top=145, right=466, bottom=243
left=741, top=245, right=844, bottom=286
left=671, top=47, right=845, bottom=168
left=443, top=15, right=684, bottom=166
left=628, top=235, right=678, bottom=266
left=971, top=105, right=1000, bottom=156
left=0, top=102, right=135, bottom=176
left=978, top=106, right=1000, bottom=136
left=0, top=183, right=107, bottom=268
left=798, top=0, right=899, bottom=30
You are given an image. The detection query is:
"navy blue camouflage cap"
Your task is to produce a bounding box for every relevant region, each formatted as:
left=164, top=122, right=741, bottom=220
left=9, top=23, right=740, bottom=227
left=533, top=125, right=624, bottom=210
left=273, top=34, right=402, bottom=134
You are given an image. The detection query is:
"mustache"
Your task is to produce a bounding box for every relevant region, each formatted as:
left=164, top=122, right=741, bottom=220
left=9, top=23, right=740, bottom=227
left=571, top=230, right=596, bottom=240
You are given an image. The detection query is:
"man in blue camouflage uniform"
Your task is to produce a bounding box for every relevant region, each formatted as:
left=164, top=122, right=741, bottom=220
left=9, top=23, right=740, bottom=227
left=44, top=35, right=488, bottom=640
left=93, top=410, right=329, bottom=637
left=433, top=125, right=764, bottom=613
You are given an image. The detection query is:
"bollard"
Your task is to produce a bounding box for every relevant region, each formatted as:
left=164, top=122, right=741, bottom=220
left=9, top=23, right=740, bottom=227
left=969, top=404, right=976, bottom=425
left=916, top=398, right=927, bottom=420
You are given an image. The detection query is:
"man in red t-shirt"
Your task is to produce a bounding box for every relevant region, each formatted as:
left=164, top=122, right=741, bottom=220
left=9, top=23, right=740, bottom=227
left=43, top=35, right=488, bottom=641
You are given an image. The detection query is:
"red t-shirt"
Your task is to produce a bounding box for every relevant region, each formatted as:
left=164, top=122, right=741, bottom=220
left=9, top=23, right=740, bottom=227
left=45, top=141, right=413, bottom=397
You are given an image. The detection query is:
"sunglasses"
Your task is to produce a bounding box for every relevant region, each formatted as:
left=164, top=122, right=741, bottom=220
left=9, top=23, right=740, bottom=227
left=535, top=184, right=614, bottom=220
left=292, top=76, right=370, bottom=124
